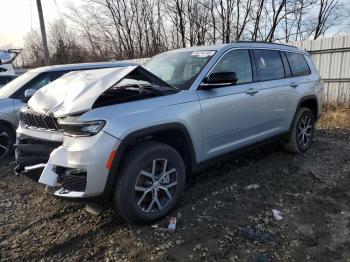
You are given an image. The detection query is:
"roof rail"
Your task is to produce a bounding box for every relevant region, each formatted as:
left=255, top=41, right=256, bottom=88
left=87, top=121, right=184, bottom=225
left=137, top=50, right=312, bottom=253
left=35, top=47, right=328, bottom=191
left=232, top=41, right=298, bottom=49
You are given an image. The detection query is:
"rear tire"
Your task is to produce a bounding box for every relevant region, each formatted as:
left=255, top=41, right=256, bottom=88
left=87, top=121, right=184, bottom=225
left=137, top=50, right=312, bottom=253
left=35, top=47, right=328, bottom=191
left=112, top=141, right=186, bottom=224
left=0, top=124, right=15, bottom=159
left=283, top=107, right=315, bottom=154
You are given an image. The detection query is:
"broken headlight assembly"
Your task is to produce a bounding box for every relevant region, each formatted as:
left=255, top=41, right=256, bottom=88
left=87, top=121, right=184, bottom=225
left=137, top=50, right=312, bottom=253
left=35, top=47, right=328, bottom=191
left=58, top=119, right=106, bottom=137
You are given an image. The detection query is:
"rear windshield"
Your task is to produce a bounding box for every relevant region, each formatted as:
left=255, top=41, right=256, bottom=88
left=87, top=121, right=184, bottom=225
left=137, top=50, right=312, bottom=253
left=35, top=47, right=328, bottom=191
left=144, top=50, right=215, bottom=90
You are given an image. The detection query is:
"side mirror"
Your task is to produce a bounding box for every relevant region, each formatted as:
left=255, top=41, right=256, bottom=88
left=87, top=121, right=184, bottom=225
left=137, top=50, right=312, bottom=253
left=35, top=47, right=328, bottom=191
left=24, top=89, right=36, bottom=99
left=200, top=72, right=238, bottom=89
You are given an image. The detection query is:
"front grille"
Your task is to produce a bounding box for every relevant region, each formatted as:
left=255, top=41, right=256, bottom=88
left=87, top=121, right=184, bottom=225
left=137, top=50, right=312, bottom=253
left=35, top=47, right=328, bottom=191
left=57, top=170, right=87, bottom=192
left=20, top=110, right=61, bottom=131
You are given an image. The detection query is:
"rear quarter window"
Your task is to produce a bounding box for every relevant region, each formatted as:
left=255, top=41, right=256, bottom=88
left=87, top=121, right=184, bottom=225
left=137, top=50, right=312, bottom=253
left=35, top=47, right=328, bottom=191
left=285, top=52, right=311, bottom=77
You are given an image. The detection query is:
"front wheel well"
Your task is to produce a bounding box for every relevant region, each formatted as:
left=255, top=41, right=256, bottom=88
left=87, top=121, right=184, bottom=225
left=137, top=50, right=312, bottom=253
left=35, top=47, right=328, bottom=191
left=104, top=125, right=197, bottom=201
left=118, top=126, right=196, bottom=176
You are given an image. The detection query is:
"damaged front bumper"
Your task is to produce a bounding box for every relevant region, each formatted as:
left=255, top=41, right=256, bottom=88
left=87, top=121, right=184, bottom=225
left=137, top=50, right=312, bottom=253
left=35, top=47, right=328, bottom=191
left=38, top=130, right=120, bottom=199
left=16, top=116, right=121, bottom=201
left=15, top=138, right=62, bottom=180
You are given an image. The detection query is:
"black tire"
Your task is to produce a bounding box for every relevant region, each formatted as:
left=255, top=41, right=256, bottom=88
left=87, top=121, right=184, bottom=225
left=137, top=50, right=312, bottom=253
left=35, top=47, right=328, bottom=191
left=112, top=141, right=186, bottom=224
left=0, top=124, right=15, bottom=159
left=283, top=107, right=315, bottom=154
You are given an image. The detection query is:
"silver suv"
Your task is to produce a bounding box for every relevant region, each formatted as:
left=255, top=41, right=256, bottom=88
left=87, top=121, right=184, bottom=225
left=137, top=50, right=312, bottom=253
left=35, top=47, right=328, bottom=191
left=16, top=42, right=324, bottom=224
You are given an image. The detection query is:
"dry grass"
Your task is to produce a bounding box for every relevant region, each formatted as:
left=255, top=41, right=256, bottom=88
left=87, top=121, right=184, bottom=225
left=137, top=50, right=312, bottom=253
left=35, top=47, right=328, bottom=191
left=317, top=107, right=350, bottom=129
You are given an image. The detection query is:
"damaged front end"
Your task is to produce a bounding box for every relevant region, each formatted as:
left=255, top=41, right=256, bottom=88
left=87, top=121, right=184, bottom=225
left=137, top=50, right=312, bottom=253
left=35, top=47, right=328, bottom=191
left=15, top=106, right=63, bottom=179
left=15, top=106, right=120, bottom=200
left=15, top=65, right=176, bottom=202
left=15, top=137, right=61, bottom=179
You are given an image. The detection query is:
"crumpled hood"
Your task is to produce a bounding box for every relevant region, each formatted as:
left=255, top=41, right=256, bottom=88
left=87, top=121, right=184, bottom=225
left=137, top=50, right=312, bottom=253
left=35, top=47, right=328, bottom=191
left=28, top=66, right=137, bottom=117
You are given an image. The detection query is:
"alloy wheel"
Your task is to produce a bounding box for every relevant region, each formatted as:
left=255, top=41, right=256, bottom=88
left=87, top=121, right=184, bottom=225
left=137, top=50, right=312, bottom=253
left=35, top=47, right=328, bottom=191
left=297, top=114, right=313, bottom=146
left=134, top=158, right=177, bottom=213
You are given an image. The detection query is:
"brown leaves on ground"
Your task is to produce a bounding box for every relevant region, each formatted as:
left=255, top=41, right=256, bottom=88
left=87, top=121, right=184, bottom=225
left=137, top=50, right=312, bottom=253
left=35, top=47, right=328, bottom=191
left=317, top=107, right=350, bottom=129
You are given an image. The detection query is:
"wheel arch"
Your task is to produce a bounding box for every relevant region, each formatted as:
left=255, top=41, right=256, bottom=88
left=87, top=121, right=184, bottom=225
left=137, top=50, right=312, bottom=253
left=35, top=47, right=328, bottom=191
left=102, top=123, right=197, bottom=199
left=299, top=96, right=318, bottom=119
left=290, top=95, right=318, bottom=132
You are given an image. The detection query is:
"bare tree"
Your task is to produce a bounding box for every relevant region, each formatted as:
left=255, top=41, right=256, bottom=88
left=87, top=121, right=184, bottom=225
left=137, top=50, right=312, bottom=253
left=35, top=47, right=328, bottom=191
left=265, top=0, right=287, bottom=42
left=22, top=30, right=44, bottom=67
left=251, top=0, right=265, bottom=40
left=313, top=0, right=342, bottom=39
left=235, top=0, right=252, bottom=40
left=21, top=0, right=348, bottom=67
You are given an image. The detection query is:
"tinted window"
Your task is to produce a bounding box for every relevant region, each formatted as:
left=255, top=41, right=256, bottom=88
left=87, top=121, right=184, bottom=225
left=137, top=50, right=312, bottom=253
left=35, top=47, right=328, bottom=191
left=285, top=52, right=311, bottom=77
left=254, top=50, right=285, bottom=81
left=211, top=49, right=252, bottom=84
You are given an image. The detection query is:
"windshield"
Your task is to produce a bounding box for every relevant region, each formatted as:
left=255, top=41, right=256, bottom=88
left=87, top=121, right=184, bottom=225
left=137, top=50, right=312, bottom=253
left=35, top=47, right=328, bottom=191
left=0, top=71, right=39, bottom=98
left=144, top=50, right=216, bottom=90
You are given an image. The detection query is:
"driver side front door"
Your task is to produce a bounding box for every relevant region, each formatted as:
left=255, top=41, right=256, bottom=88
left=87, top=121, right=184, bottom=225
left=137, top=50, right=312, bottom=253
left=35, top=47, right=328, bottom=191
left=197, top=49, right=266, bottom=161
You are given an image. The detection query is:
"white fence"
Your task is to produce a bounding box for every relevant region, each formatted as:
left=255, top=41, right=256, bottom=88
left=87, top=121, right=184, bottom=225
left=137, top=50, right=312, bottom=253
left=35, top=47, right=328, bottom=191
left=123, top=36, right=350, bottom=105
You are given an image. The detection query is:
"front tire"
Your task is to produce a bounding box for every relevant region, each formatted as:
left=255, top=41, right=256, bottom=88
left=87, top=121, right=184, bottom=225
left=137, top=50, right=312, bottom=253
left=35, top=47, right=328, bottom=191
left=112, top=141, right=186, bottom=224
left=0, top=124, right=15, bottom=159
left=283, top=107, right=315, bottom=154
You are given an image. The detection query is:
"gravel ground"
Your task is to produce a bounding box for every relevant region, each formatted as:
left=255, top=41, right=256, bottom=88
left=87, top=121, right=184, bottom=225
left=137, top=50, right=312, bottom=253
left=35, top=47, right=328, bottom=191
left=1, top=129, right=349, bottom=261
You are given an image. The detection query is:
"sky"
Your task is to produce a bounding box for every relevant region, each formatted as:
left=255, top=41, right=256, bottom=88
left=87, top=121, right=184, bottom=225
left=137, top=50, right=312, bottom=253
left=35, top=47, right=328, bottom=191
left=0, top=0, right=349, bottom=49
left=0, top=0, right=84, bottom=48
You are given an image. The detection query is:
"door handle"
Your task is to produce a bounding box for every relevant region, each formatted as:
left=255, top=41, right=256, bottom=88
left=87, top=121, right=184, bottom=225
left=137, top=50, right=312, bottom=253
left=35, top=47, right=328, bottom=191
left=289, top=82, right=299, bottom=88
left=245, top=88, right=259, bottom=95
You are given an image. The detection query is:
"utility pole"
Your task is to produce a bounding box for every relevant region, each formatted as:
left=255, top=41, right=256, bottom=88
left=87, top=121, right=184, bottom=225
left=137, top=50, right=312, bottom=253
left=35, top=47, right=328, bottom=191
left=36, top=0, right=50, bottom=65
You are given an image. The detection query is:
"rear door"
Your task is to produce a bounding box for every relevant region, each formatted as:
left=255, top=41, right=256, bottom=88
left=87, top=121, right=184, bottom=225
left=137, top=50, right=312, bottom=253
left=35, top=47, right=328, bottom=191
left=197, top=49, right=266, bottom=160
left=252, top=49, right=298, bottom=140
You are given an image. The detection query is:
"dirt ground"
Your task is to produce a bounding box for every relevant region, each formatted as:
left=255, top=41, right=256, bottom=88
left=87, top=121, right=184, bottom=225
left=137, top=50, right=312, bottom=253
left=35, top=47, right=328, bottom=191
left=1, top=123, right=350, bottom=261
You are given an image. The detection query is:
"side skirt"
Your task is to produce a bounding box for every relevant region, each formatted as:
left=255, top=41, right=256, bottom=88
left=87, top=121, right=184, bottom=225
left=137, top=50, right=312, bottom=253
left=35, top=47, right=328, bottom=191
left=192, top=132, right=289, bottom=174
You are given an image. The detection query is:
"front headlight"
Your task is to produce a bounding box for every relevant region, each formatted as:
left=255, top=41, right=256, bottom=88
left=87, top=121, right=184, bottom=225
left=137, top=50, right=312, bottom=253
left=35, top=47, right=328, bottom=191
left=58, top=120, right=106, bottom=137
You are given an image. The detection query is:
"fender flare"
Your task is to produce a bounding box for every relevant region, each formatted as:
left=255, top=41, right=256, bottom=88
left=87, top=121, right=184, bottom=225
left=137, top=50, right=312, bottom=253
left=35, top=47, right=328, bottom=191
left=102, top=123, right=197, bottom=199
left=289, top=95, right=318, bottom=132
